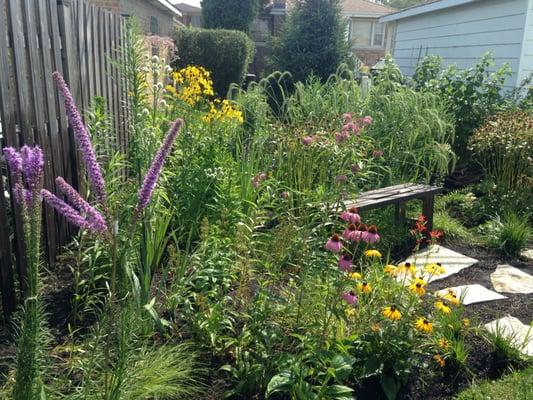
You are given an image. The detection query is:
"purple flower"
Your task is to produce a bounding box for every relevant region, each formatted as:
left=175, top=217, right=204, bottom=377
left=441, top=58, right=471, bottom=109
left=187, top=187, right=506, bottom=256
left=136, top=118, right=183, bottom=214
left=372, top=150, right=384, bottom=159
left=362, top=225, right=380, bottom=244
left=325, top=234, right=343, bottom=253
left=342, top=112, right=353, bottom=124
left=335, top=132, right=349, bottom=144
left=338, top=254, right=353, bottom=271
left=335, top=175, right=348, bottom=183
left=302, top=135, right=316, bottom=146
left=342, top=291, right=358, bottom=305
left=350, top=164, right=360, bottom=174
left=342, top=122, right=361, bottom=135
left=41, top=189, right=92, bottom=231
left=55, top=177, right=107, bottom=233
left=340, top=207, right=361, bottom=224
left=361, top=115, right=373, bottom=126
left=252, top=172, right=267, bottom=188
left=3, top=146, right=44, bottom=207
left=53, top=72, right=107, bottom=207
left=343, top=223, right=358, bottom=242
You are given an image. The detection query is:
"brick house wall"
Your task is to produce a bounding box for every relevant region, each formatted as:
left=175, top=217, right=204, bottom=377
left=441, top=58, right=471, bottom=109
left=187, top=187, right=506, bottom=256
left=89, top=0, right=176, bottom=36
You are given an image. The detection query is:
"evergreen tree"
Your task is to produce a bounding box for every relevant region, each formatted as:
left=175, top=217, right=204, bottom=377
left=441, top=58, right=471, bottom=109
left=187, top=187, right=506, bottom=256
left=268, top=0, right=350, bottom=83
left=383, top=0, right=425, bottom=10
left=201, top=0, right=261, bottom=32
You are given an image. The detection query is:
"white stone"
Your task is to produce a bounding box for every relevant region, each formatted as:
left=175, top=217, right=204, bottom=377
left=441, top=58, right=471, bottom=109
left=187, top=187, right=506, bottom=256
left=484, top=316, right=533, bottom=357
left=520, top=249, right=533, bottom=261
left=490, top=264, right=533, bottom=294
left=435, top=284, right=506, bottom=305
left=403, top=245, right=478, bottom=282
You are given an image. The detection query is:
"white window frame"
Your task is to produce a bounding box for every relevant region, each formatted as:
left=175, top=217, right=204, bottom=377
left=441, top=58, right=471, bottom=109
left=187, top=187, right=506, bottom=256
left=350, top=19, right=386, bottom=48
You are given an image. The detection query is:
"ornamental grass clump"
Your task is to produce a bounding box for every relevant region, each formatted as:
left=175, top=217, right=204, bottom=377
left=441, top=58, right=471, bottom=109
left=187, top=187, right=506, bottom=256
left=3, top=146, right=47, bottom=400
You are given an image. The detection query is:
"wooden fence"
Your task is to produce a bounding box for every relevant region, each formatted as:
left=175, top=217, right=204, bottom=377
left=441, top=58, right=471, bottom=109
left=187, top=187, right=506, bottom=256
left=0, top=0, right=129, bottom=321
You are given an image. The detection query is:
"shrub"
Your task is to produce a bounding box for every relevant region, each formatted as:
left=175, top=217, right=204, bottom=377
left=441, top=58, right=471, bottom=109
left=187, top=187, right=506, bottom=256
left=469, top=110, right=533, bottom=191
left=201, top=0, right=261, bottom=32
left=268, top=0, right=351, bottom=83
left=173, top=27, right=254, bottom=96
left=412, top=53, right=512, bottom=158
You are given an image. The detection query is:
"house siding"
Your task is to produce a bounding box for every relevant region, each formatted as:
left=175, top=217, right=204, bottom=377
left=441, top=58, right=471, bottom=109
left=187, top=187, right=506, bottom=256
left=517, top=0, right=533, bottom=86
left=388, top=0, right=528, bottom=88
left=119, top=0, right=175, bottom=36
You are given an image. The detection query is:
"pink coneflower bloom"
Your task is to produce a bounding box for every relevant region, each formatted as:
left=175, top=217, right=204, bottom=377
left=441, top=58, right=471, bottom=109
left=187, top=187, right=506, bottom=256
left=354, top=223, right=367, bottom=242
left=340, top=207, right=361, bottom=224
left=343, top=223, right=358, bottom=241
left=338, top=253, right=353, bottom=271
left=302, top=135, right=315, bottom=146
left=363, top=225, right=380, bottom=243
left=325, top=234, right=343, bottom=253
left=342, top=112, right=353, bottom=123
left=361, top=116, right=373, bottom=126
left=350, top=164, right=360, bottom=174
left=342, top=290, right=358, bottom=305
left=335, top=175, right=348, bottom=183
left=372, top=150, right=383, bottom=159
left=335, top=132, right=349, bottom=144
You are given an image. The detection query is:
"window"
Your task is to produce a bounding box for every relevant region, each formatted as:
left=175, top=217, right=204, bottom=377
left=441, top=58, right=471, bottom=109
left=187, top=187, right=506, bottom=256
left=350, top=19, right=386, bottom=48
left=150, top=16, right=159, bottom=35
left=190, top=15, right=201, bottom=28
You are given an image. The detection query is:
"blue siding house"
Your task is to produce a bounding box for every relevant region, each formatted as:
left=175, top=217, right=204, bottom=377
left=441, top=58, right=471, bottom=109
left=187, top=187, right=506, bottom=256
left=380, top=0, right=533, bottom=89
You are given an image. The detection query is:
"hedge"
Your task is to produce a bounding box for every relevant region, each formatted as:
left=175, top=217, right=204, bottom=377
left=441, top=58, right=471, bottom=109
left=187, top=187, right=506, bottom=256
left=173, top=27, right=255, bottom=97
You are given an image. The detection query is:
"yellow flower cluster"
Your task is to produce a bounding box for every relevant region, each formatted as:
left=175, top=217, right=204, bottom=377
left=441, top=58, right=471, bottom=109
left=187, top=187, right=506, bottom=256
left=166, top=65, right=214, bottom=106
left=203, top=99, right=244, bottom=124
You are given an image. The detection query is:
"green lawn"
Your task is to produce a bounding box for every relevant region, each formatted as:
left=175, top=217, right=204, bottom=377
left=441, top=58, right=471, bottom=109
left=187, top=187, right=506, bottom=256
left=456, top=367, right=533, bottom=400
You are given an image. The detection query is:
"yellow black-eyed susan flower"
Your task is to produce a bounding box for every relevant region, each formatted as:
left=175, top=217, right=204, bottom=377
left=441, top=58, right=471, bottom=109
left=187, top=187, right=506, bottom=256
left=424, top=262, right=446, bottom=276
left=433, top=354, right=445, bottom=368
left=384, top=264, right=397, bottom=275
left=438, top=337, right=450, bottom=350
left=382, top=305, right=402, bottom=321
left=462, top=318, right=470, bottom=327
left=364, top=249, right=382, bottom=258
left=409, top=278, right=427, bottom=296
left=443, top=290, right=460, bottom=306
left=397, top=262, right=416, bottom=276
left=358, top=281, right=372, bottom=294
left=435, top=300, right=451, bottom=315
left=347, top=272, right=362, bottom=280
left=415, top=317, right=433, bottom=333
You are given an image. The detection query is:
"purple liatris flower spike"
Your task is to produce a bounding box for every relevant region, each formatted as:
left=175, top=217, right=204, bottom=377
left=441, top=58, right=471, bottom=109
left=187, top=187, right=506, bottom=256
left=20, top=146, right=44, bottom=193
left=41, top=189, right=92, bottom=231
left=3, top=147, right=22, bottom=178
left=3, top=146, right=44, bottom=207
left=136, top=118, right=184, bottom=215
left=55, top=177, right=107, bottom=233
left=53, top=72, right=107, bottom=207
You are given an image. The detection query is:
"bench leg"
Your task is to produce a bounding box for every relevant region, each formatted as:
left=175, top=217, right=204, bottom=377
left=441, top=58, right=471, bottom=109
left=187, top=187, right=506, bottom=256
left=422, top=196, right=435, bottom=233
left=395, top=202, right=406, bottom=224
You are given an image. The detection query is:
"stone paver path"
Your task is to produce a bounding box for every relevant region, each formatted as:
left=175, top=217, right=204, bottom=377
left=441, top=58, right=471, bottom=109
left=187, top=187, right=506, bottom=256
left=484, top=316, right=533, bottom=357
left=404, top=244, right=478, bottom=282
left=520, top=249, right=533, bottom=261
left=490, top=264, right=533, bottom=294
left=435, top=284, right=506, bottom=305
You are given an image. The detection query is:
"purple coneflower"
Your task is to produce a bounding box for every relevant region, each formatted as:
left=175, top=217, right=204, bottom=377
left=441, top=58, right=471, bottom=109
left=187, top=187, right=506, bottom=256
left=354, top=223, right=367, bottom=242
left=302, top=135, right=315, bottom=146
left=325, top=234, right=343, bottom=253
left=343, top=223, right=358, bottom=242
left=136, top=118, right=183, bottom=215
left=342, top=291, right=358, bottom=305
left=338, top=254, right=353, bottom=271
left=363, top=225, right=380, bottom=244
left=55, top=177, right=107, bottom=233
left=53, top=72, right=107, bottom=207
left=340, top=207, right=361, bottom=224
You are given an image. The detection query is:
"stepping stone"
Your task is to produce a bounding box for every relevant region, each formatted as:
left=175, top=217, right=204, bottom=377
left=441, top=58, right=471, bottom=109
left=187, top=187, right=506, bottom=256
left=521, top=249, right=533, bottom=262
left=403, top=245, right=478, bottom=282
left=490, top=264, right=533, bottom=294
left=484, top=316, right=533, bottom=357
left=435, top=284, right=506, bottom=305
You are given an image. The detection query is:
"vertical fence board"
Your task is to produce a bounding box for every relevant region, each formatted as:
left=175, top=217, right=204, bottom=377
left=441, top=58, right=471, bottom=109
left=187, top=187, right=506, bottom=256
left=0, top=0, right=128, bottom=321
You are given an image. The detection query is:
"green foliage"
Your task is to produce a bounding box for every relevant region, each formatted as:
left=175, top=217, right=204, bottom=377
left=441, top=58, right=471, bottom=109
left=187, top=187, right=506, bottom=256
left=469, top=110, right=533, bottom=191
left=201, top=0, right=260, bottom=32
left=269, top=0, right=351, bottom=83
left=412, top=53, right=512, bottom=158
left=383, top=0, right=425, bottom=9
left=456, top=367, right=533, bottom=400
left=434, top=211, right=472, bottom=243
left=364, top=84, right=456, bottom=184
left=483, top=322, right=531, bottom=368
left=173, top=27, right=254, bottom=96
left=480, top=213, right=531, bottom=257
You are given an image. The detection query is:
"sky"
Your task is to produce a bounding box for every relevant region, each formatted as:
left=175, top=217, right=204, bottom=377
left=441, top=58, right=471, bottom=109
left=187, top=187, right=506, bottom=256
left=175, top=0, right=201, bottom=7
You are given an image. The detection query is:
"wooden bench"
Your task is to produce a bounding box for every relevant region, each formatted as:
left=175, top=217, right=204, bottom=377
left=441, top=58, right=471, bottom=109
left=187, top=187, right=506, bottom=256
left=339, top=183, right=443, bottom=232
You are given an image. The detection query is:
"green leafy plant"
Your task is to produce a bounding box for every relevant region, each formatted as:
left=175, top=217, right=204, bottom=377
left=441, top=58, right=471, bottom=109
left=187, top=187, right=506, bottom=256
left=480, top=213, right=531, bottom=257
left=201, top=0, right=261, bottom=32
